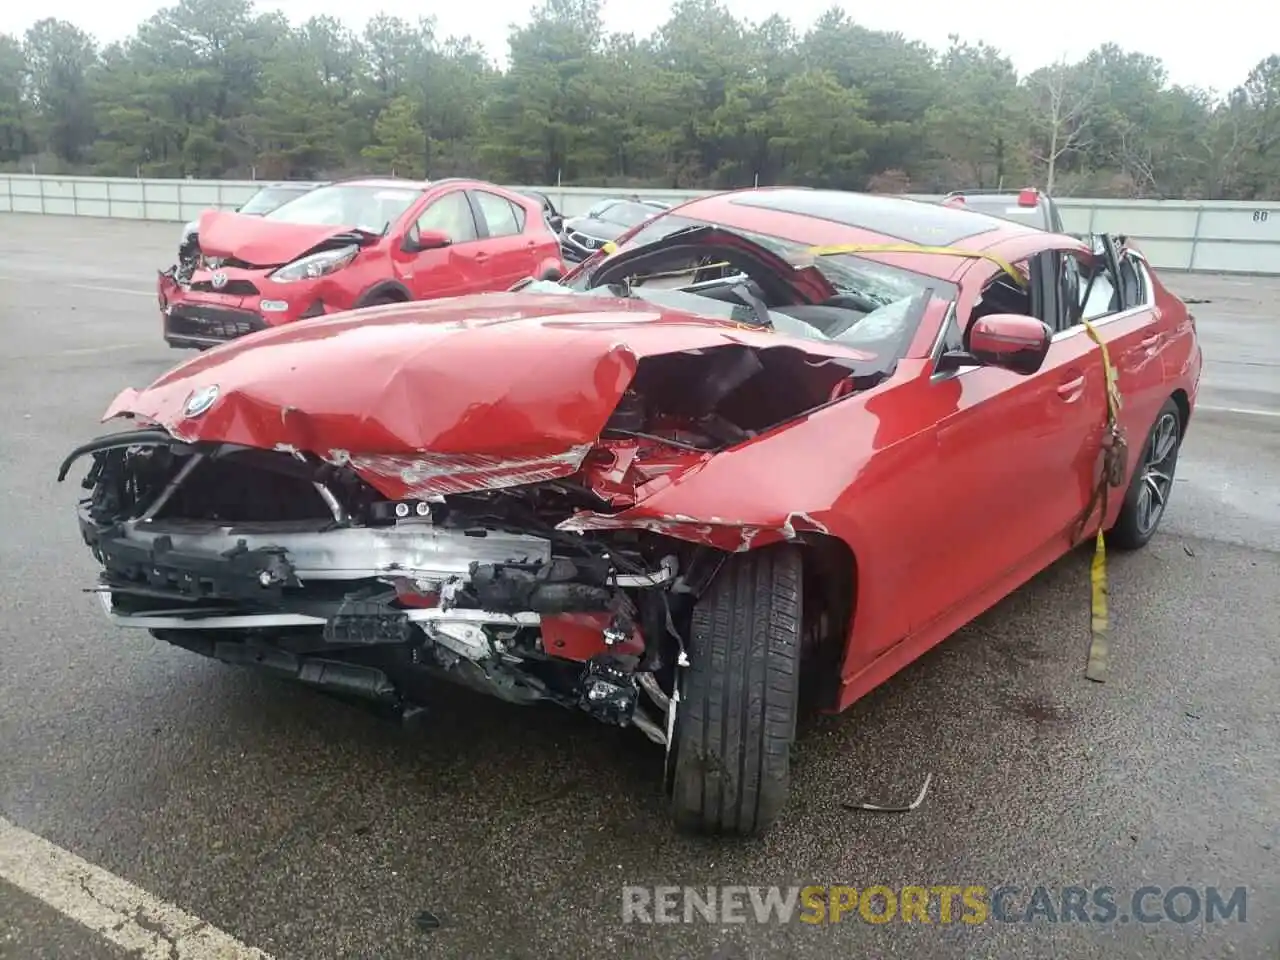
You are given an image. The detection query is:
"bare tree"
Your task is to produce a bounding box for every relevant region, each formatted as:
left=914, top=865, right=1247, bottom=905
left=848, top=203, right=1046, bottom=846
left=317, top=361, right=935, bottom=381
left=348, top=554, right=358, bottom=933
left=1109, top=122, right=1159, bottom=197
left=1027, top=58, right=1098, bottom=195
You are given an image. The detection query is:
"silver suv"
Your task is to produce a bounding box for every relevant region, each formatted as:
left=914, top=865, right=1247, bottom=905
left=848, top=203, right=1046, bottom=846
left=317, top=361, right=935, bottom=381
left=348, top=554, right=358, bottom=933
left=941, top=187, right=1065, bottom=233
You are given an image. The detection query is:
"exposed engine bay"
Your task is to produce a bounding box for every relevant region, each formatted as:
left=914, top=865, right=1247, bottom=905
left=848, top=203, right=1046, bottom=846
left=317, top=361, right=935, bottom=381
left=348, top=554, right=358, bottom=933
left=60, top=332, right=868, bottom=745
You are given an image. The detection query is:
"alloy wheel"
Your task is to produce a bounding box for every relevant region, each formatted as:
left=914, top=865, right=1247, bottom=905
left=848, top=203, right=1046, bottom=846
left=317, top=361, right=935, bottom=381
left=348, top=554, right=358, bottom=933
left=1134, top=411, right=1179, bottom=536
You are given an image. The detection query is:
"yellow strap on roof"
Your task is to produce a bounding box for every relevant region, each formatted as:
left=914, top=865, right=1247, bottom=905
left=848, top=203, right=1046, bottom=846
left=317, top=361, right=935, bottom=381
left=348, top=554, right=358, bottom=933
left=803, top=243, right=1027, bottom=289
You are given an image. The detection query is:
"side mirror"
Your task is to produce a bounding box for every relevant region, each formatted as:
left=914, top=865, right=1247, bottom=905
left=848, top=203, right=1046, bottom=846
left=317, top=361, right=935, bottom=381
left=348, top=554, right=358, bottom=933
left=937, top=313, right=1052, bottom=376
left=402, top=227, right=451, bottom=253
left=548, top=215, right=564, bottom=233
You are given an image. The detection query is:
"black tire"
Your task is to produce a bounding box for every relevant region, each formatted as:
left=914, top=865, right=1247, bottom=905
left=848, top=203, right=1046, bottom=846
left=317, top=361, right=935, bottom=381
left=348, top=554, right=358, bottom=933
left=1108, top=396, right=1183, bottom=550
left=668, top=544, right=803, bottom=836
left=540, top=267, right=563, bottom=281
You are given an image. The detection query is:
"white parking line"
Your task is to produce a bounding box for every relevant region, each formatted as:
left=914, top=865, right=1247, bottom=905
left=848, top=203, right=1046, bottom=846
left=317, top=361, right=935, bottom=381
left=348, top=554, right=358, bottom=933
left=1197, top=404, right=1280, bottom=418
left=57, top=342, right=157, bottom=356
left=0, top=815, right=274, bottom=959
left=66, top=282, right=154, bottom=298
left=0, top=275, right=152, bottom=298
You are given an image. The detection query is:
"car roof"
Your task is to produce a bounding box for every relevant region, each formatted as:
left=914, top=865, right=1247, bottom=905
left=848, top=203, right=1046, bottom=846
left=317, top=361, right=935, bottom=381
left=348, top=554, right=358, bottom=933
left=670, top=187, right=1042, bottom=281
left=326, top=177, right=431, bottom=190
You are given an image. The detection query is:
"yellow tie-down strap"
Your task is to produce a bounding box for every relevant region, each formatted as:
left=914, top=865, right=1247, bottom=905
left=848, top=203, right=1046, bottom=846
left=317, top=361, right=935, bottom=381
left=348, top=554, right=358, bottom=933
left=1080, top=318, right=1125, bottom=683
left=803, top=243, right=1028, bottom=289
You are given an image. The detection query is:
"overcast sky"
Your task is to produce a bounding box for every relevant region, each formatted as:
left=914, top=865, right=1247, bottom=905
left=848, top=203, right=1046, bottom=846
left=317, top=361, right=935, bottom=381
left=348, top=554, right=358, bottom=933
left=2, top=0, right=1268, bottom=97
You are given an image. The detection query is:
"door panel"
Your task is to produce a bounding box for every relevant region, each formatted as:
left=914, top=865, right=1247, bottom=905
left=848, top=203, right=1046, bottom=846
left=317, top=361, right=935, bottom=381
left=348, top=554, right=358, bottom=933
left=913, top=330, right=1104, bottom=631
left=469, top=190, right=534, bottom=287
left=1087, top=242, right=1167, bottom=513
left=398, top=190, right=483, bottom=299
left=906, top=251, right=1105, bottom=633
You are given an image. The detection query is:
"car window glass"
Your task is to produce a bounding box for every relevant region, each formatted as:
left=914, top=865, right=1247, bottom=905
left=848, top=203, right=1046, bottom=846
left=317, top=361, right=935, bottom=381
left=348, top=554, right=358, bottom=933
left=474, top=191, right=521, bottom=237
left=1118, top=251, right=1148, bottom=308
left=511, top=200, right=527, bottom=232
left=1080, top=256, right=1118, bottom=320
left=969, top=259, right=1033, bottom=327
left=1068, top=244, right=1125, bottom=323
left=239, top=187, right=310, bottom=215
left=1058, top=252, right=1085, bottom=330
left=416, top=192, right=477, bottom=243
left=598, top=202, right=663, bottom=228
left=264, top=184, right=421, bottom=232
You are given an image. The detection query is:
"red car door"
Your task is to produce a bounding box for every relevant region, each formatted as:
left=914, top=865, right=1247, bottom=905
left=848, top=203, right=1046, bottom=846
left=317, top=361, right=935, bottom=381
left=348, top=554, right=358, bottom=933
left=468, top=188, right=538, bottom=287
left=396, top=189, right=484, bottom=300
left=1083, top=236, right=1169, bottom=511
left=907, top=248, right=1106, bottom=633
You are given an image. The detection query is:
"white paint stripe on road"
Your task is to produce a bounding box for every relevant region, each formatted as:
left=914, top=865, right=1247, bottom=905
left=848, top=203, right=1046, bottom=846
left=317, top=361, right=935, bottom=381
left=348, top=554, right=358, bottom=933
left=57, top=342, right=157, bottom=356
left=0, top=275, right=152, bottom=298
left=0, top=815, right=274, bottom=960
left=66, top=282, right=153, bottom=298
left=1196, top=404, right=1280, bottom=418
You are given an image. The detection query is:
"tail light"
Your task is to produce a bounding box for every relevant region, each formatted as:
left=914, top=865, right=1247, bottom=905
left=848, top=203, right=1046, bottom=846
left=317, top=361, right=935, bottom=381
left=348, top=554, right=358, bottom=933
left=1017, top=188, right=1039, bottom=207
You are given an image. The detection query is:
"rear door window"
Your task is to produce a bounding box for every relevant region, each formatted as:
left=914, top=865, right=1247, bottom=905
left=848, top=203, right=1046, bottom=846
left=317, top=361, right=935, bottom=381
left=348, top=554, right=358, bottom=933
left=472, top=191, right=523, bottom=237
left=415, top=191, right=479, bottom=243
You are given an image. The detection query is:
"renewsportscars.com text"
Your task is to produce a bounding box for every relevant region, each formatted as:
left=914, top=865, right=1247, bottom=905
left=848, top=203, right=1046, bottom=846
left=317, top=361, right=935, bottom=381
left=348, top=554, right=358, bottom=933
left=621, top=884, right=1248, bottom=925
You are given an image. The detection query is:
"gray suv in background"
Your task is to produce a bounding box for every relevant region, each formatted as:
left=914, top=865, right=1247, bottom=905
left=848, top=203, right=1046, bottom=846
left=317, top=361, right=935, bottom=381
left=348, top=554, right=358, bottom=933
left=941, top=187, right=1065, bottom=233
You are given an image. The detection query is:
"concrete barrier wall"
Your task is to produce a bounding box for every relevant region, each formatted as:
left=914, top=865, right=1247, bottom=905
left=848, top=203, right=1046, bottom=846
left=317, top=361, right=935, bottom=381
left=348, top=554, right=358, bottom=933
left=4, top=174, right=1280, bottom=275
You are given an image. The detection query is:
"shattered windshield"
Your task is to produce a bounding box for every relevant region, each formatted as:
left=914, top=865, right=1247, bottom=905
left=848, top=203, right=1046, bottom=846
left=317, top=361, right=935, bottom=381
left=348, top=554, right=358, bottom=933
left=263, top=184, right=423, bottom=234
left=563, top=214, right=953, bottom=358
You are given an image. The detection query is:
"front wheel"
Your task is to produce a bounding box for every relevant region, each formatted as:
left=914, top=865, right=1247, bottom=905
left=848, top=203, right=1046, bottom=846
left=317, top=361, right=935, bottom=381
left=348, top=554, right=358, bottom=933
left=667, top=544, right=803, bottom=836
left=1108, top=396, right=1183, bottom=550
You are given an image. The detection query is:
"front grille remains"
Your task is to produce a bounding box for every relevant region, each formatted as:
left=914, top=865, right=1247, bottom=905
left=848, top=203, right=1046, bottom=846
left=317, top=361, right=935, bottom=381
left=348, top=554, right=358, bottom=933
left=166, top=304, right=267, bottom=341
left=189, top=278, right=260, bottom=296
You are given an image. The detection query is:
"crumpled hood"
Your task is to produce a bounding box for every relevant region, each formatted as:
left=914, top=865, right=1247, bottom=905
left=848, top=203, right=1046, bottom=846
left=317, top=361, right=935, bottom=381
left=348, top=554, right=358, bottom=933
left=195, top=209, right=365, bottom=266
left=101, top=291, right=873, bottom=464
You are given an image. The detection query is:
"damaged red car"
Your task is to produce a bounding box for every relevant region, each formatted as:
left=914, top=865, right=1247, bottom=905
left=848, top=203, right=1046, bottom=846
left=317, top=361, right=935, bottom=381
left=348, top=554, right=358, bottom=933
left=158, top=177, right=564, bottom=349
left=62, top=187, right=1201, bottom=836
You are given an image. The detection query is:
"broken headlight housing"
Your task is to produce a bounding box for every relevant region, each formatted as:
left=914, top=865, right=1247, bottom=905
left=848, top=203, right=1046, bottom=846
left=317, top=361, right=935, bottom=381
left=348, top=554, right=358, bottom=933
left=270, top=244, right=360, bottom=283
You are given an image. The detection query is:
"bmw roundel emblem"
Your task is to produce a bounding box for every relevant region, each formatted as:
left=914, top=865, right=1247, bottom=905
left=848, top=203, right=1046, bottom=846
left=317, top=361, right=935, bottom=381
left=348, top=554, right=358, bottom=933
left=182, top=385, right=220, bottom=418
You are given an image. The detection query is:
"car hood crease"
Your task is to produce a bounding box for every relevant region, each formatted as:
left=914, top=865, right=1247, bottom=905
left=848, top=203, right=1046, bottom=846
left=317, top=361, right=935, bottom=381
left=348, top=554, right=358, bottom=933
left=196, top=209, right=365, bottom=266
left=102, top=291, right=875, bottom=459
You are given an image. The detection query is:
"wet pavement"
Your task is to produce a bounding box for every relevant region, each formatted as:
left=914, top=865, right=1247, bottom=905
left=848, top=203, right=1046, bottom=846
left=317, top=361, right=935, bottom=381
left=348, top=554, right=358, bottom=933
left=0, top=214, right=1277, bottom=960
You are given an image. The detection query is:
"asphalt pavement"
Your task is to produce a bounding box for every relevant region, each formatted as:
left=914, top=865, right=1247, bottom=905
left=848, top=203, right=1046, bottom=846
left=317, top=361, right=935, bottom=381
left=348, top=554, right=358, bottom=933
left=0, top=214, right=1277, bottom=960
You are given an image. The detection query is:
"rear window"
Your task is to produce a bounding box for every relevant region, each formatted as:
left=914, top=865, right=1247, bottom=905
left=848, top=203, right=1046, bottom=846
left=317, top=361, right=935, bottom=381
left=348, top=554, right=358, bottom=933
left=728, top=188, right=1002, bottom=246
left=597, top=202, right=664, bottom=228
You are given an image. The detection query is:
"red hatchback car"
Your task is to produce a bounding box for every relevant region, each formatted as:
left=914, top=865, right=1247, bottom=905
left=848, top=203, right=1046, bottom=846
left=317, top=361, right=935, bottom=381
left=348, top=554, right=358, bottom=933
left=157, top=177, right=565, bottom=349
left=65, top=188, right=1201, bottom=837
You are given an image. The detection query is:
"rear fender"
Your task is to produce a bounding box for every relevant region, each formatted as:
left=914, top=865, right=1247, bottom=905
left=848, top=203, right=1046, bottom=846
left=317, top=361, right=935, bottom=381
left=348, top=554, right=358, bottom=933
left=537, top=255, right=565, bottom=280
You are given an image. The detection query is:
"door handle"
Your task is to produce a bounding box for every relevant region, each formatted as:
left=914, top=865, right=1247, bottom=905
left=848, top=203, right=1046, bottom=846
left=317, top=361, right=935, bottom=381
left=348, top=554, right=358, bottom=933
left=1139, top=333, right=1159, bottom=348
left=1057, top=375, right=1085, bottom=400
left=473, top=251, right=488, bottom=262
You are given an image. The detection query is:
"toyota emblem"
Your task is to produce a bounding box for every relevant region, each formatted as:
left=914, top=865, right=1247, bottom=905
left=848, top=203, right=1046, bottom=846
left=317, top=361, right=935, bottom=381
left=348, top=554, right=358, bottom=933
left=210, top=270, right=228, bottom=290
